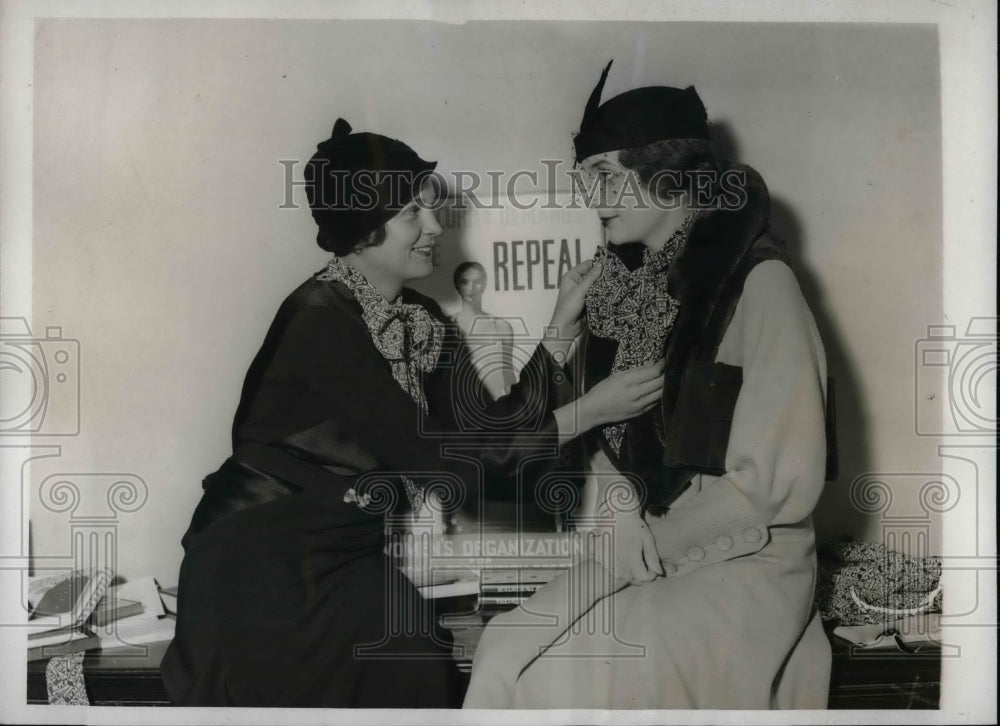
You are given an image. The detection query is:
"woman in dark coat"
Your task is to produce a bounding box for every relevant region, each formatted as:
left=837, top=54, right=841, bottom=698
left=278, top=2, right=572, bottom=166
left=159, top=118, right=663, bottom=707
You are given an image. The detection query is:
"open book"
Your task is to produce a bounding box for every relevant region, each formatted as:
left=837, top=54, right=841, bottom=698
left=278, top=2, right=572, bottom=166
left=27, top=568, right=113, bottom=660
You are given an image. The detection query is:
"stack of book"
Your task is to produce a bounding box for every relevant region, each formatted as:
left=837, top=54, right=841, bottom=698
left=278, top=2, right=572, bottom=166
left=26, top=571, right=176, bottom=661
left=437, top=567, right=570, bottom=671
left=408, top=531, right=577, bottom=612
left=90, top=576, right=175, bottom=649
left=478, top=567, right=566, bottom=617
left=406, top=532, right=579, bottom=673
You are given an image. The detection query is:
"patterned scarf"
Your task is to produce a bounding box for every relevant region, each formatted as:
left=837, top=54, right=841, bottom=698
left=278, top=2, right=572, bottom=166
left=317, top=256, right=445, bottom=414
left=318, top=257, right=446, bottom=513
left=584, top=213, right=696, bottom=454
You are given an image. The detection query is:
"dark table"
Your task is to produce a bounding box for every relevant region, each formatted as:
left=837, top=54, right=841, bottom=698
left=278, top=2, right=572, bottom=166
left=827, top=634, right=941, bottom=709
left=27, top=639, right=173, bottom=706
left=27, top=624, right=941, bottom=708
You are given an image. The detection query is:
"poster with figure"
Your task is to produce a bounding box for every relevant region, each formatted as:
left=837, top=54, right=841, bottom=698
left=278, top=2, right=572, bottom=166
left=409, top=192, right=602, bottom=386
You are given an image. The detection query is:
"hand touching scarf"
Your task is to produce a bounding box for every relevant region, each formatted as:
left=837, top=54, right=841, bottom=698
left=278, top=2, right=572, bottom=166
left=584, top=213, right=696, bottom=453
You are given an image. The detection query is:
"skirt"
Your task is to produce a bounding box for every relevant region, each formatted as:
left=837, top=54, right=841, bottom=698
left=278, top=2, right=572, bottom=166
left=160, top=491, right=460, bottom=707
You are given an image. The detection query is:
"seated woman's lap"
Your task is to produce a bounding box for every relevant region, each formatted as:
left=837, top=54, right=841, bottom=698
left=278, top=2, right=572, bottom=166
left=472, top=556, right=811, bottom=708
left=220, top=554, right=456, bottom=706
left=171, top=502, right=458, bottom=706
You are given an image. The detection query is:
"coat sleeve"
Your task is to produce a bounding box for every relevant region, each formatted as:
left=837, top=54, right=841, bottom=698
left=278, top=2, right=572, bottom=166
left=646, top=260, right=829, bottom=576
left=252, top=302, right=570, bottom=506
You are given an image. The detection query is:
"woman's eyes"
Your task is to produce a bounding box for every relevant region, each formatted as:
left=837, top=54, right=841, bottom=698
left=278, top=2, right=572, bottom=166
left=586, top=168, right=618, bottom=184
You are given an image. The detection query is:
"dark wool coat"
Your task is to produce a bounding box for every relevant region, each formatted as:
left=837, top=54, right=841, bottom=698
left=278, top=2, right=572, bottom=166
left=160, top=273, right=570, bottom=707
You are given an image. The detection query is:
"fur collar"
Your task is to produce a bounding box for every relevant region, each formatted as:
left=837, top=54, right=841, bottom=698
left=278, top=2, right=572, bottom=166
left=652, top=162, right=784, bottom=509
left=579, top=162, right=785, bottom=513
left=666, top=162, right=772, bottom=304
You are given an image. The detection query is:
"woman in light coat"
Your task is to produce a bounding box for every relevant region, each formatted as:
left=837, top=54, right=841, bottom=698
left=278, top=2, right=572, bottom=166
left=464, top=61, right=833, bottom=710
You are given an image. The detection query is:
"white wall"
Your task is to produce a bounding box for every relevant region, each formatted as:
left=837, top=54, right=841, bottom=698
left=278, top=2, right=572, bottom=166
left=24, top=20, right=944, bottom=585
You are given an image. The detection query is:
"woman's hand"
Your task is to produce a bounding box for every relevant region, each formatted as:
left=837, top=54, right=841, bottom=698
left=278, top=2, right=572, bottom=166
left=577, top=358, right=665, bottom=429
left=546, top=258, right=603, bottom=343
left=587, top=509, right=664, bottom=587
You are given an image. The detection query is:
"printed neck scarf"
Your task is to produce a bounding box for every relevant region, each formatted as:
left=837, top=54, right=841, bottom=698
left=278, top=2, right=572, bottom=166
left=317, top=256, right=445, bottom=414
left=584, top=213, right=696, bottom=454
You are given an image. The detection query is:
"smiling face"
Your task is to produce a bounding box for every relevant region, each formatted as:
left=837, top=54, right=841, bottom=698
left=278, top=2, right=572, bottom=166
left=349, top=181, right=442, bottom=294
left=578, top=150, right=679, bottom=249
left=456, top=265, right=487, bottom=306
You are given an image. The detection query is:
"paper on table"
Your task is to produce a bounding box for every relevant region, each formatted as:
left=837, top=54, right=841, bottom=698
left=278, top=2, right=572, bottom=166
left=26, top=625, right=95, bottom=649
left=418, top=579, right=481, bottom=600
left=401, top=566, right=479, bottom=589
left=95, top=615, right=176, bottom=649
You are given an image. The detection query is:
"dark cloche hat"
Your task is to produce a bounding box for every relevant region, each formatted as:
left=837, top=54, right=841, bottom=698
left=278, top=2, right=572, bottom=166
left=573, top=60, right=710, bottom=163
left=305, top=118, right=437, bottom=255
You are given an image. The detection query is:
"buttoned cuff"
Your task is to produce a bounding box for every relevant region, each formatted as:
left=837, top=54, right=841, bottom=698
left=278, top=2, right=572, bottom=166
left=647, top=478, right=770, bottom=577
left=657, top=520, right=769, bottom=577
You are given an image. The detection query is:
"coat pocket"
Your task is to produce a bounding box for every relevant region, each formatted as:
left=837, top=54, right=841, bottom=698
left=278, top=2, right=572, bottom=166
left=661, top=361, right=743, bottom=476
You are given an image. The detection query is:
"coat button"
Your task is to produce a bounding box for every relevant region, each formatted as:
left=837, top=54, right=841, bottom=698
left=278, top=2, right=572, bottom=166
left=717, top=535, right=734, bottom=551
left=662, top=560, right=678, bottom=574
left=687, top=546, right=705, bottom=562
left=743, top=527, right=763, bottom=543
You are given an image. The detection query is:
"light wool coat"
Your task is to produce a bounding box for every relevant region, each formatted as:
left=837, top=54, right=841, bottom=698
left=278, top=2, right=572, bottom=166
left=464, top=258, right=832, bottom=709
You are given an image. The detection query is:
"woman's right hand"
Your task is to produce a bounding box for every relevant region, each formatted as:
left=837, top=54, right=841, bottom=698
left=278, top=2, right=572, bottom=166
left=541, top=258, right=603, bottom=364
left=547, top=258, right=603, bottom=341
left=579, top=358, right=665, bottom=429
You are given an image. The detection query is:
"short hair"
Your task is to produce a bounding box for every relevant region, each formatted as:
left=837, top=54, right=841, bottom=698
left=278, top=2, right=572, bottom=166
left=318, top=223, right=388, bottom=256
left=618, top=138, right=722, bottom=200
left=453, top=261, right=487, bottom=290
